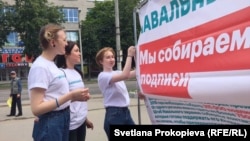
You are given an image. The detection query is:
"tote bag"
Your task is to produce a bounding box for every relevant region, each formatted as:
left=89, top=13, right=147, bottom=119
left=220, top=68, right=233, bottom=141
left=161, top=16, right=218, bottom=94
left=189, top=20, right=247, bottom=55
left=7, top=97, right=12, bottom=107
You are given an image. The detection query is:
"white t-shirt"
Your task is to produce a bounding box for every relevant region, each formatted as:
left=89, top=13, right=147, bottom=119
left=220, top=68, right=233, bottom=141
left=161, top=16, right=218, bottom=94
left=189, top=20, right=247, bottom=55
left=28, top=56, right=70, bottom=111
left=97, top=70, right=130, bottom=108
left=63, top=68, right=87, bottom=130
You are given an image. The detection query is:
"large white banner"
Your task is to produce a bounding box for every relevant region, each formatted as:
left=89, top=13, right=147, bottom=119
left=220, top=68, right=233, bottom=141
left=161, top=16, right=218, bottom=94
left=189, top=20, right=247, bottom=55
left=136, top=0, right=250, bottom=124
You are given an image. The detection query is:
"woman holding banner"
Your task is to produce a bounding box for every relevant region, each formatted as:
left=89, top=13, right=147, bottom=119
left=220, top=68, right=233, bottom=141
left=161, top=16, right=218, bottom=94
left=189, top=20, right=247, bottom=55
left=95, top=46, right=136, bottom=140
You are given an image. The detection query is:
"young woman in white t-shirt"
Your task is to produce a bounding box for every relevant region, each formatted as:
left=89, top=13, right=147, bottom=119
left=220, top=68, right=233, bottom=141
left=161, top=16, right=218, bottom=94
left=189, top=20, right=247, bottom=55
left=28, top=23, right=89, bottom=141
left=95, top=46, right=136, bottom=141
left=55, top=41, right=93, bottom=141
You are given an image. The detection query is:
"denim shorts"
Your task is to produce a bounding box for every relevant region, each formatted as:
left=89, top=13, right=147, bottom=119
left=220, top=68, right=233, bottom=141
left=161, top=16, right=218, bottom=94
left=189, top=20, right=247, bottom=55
left=32, top=107, right=70, bottom=141
left=104, top=107, right=135, bottom=140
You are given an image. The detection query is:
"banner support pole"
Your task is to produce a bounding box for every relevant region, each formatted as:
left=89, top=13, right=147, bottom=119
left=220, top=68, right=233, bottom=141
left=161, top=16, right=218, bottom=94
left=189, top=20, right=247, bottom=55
left=133, top=6, right=141, bottom=125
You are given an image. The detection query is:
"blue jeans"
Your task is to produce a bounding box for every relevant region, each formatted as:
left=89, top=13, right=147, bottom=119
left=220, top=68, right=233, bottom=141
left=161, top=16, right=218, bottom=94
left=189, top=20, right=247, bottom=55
left=104, top=107, right=135, bottom=141
left=32, top=107, right=70, bottom=141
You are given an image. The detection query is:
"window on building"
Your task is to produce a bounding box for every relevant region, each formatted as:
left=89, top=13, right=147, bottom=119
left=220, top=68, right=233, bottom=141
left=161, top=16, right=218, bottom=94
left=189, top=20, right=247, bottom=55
left=5, top=32, right=18, bottom=46
left=66, top=31, right=79, bottom=42
left=2, top=6, right=14, bottom=13
left=87, top=8, right=92, bottom=13
left=63, top=8, right=79, bottom=23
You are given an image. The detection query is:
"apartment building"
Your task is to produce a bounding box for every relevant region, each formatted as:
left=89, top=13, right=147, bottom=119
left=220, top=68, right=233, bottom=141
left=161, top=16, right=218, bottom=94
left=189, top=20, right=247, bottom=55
left=0, top=0, right=105, bottom=81
left=51, top=0, right=96, bottom=41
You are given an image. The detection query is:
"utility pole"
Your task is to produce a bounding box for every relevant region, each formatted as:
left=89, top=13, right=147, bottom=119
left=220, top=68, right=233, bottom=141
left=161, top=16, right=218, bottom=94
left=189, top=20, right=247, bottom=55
left=114, top=0, right=122, bottom=70
left=78, top=10, right=84, bottom=77
left=79, top=26, right=84, bottom=77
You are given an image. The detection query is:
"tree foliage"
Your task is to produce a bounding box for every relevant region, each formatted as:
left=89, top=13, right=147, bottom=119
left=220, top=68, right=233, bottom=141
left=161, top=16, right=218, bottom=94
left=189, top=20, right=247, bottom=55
left=82, top=0, right=141, bottom=67
left=82, top=0, right=114, bottom=62
left=0, top=1, right=12, bottom=48
left=10, top=0, right=65, bottom=59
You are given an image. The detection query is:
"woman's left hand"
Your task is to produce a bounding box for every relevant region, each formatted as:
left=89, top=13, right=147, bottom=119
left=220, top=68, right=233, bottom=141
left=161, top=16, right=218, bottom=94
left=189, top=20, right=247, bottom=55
left=86, top=118, right=94, bottom=130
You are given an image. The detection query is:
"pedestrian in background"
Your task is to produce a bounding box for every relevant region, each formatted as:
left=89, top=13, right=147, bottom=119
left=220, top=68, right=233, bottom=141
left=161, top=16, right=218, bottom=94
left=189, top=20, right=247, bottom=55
left=28, top=23, right=89, bottom=141
left=95, top=46, right=136, bottom=141
left=55, top=41, right=93, bottom=141
left=7, top=70, right=22, bottom=117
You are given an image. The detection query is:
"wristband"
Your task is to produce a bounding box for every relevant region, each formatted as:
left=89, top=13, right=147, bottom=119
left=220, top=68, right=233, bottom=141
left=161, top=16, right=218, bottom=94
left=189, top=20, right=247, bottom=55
left=55, top=98, right=60, bottom=108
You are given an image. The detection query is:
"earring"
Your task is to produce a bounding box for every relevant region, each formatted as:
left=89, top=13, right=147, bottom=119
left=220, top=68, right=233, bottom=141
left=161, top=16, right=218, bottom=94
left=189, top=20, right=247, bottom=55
left=53, top=44, right=55, bottom=48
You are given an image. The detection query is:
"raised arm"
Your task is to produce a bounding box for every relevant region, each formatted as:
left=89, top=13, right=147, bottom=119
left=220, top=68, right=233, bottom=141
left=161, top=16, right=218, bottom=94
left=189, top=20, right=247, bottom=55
left=110, top=46, right=136, bottom=83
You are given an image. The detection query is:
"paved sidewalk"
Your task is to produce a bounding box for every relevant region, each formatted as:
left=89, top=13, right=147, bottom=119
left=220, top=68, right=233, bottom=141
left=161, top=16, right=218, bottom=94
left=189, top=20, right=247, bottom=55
left=0, top=95, right=151, bottom=141
left=0, top=95, right=104, bottom=122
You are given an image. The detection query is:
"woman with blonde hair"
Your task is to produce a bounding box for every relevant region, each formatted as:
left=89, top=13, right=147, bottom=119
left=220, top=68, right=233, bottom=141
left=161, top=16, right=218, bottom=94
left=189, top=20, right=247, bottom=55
left=28, top=23, right=89, bottom=141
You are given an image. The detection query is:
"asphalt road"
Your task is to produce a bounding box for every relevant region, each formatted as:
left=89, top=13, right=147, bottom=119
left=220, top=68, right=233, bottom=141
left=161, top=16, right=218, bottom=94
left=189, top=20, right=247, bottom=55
left=0, top=80, right=139, bottom=103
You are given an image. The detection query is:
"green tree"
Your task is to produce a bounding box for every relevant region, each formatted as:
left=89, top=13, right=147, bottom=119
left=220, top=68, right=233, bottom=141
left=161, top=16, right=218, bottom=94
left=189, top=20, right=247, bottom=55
left=0, top=1, right=12, bottom=48
left=10, top=0, right=64, bottom=59
left=119, top=0, right=141, bottom=53
left=82, top=0, right=141, bottom=77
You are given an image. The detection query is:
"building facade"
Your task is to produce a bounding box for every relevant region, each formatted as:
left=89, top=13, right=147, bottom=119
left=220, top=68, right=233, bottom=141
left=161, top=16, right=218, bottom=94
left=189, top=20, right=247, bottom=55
left=0, top=0, right=104, bottom=81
